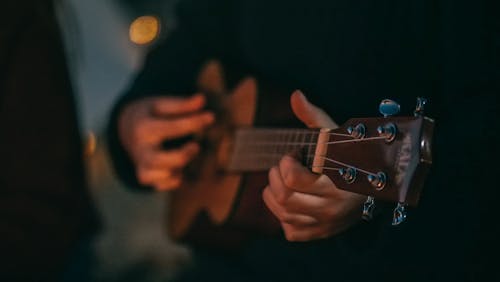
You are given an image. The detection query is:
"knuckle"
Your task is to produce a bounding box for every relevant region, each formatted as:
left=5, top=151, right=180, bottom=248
left=284, top=229, right=301, bottom=242
left=280, top=213, right=296, bottom=225
left=275, top=190, right=288, bottom=205
left=282, top=171, right=297, bottom=188
left=321, top=206, right=339, bottom=222
left=277, top=209, right=291, bottom=222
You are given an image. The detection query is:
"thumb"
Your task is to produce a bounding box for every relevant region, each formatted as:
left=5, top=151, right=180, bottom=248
left=290, top=90, right=338, bottom=129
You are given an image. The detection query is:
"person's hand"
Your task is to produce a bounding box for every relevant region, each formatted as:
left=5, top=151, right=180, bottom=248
left=262, top=90, right=366, bottom=241
left=118, top=94, right=214, bottom=191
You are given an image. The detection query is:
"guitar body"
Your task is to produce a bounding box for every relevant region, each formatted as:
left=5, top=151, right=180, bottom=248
left=168, top=61, right=299, bottom=248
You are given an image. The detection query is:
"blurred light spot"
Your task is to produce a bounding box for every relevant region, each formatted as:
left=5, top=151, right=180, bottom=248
left=84, top=131, right=97, bottom=158
left=129, top=15, right=160, bottom=45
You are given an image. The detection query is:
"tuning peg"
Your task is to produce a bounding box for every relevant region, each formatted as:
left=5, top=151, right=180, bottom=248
left=379, top=99, right=400, bottom=117
left=377, top=123, right=397, bottom=142
left=339, top=167, right=357, bottom=183
left=362, top=196, right=376, bottom=221
left=414, top=97, right=427, bottom=116
left=392, top=202, right=407, bottom=226
left=346, top=123, right=366, bottom=139
left=367, top=172, right=387, bottom=190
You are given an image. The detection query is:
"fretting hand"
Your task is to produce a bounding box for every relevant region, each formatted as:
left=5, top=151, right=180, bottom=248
left=263, top=90, right=366, bottom=241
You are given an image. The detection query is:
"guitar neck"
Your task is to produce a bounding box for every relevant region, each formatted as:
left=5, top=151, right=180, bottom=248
left=226, top=128, right=320, bottom=171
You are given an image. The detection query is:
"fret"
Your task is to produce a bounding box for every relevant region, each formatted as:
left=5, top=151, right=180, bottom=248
left=293, top=131, right=300, bottom=153
left=300, top=131, right=306, bottom=164
left=227, top=128, right=321, bottom=172
left=306, top=132, right=312, bottom=167
left=307, top=131, right=318, bottom=168
left=286, top=130, right=292, bottom=154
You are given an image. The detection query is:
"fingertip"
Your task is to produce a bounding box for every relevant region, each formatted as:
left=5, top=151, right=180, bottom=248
left=182, top=93, right=206, bottom=112
left=290, top=89, right=306, bottom=110
left=291, top=89, right=306, bottom=100
left=268, top=165, right=279, bottom=181
left=290, top=89, right=313, bottom=125
left=279, top=155, right=294, bottom=181
left=279, top=155, right=300, bottom=172
left=279, top=155, right=318, bottom=190
left=191, top=92, right=206, bottom=105
left=290, top=89, right=337, bottom=129
left=203, top=111, right=216, bottom=125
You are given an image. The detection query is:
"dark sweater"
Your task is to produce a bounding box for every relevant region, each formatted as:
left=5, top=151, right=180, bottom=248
left=109, top=0, right=498, bottom=281
left=0, top=1, right=99, bottom=280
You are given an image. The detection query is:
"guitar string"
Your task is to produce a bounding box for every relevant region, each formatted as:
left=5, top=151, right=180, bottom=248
left=235, top=136, right=386, bottom=146
left=231, top=151, right=379, bottom=177
left=234, top=132, right=386, bottom=175
left=309, top=166, right=341, bottom=171
left=307, top=155, right=378, bottom=176
left=237, top=130, right=354, bottom=138
left=324, top=136, right=387, bottom=144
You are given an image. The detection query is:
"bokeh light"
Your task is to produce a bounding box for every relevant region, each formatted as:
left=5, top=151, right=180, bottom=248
left=129, top=15, right=160, bottom=45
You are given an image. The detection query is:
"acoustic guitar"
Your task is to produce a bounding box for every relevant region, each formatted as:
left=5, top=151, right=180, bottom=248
left=167, top=60, right=434, bottom=249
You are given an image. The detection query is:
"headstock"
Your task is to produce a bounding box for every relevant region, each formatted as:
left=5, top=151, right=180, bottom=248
left=316, top=98, right=434, bottom=225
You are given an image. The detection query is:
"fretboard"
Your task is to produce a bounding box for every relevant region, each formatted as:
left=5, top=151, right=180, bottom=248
left=226, top=128, right=320, bottom=171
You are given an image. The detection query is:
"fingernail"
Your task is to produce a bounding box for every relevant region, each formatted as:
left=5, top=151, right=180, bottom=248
left=294, top=89, right=306, bottom=99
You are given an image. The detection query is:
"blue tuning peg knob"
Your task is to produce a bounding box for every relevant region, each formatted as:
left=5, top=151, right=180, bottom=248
left=379, top=99, right=401, bottom=117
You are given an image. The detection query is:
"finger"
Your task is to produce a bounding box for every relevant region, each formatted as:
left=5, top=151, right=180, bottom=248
left=150, top=93, right=206, bottom=116
left=281, top=223, right=332, bottom=242
left=136, top=166, right=184, bottom=191
left=282, top=205, right=363, bottom=241
left=279, top=155, right=325, bottom=194
left=263, top=188, right=319, bottom=227
left=267, top=166, right=292, bottom=204
left=136, top=167, right=172, bottom=186
left=141, top=142, right=200, bottom=169
left=268, top=167, right=332, bottom=216
left=153, top=175, right=183, bottom=191
left=147, top=111, right=215, bottom=141
left=290, top=90, right=338, bottom=129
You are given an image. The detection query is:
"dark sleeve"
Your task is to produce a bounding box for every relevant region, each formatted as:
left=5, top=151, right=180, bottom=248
left=107, top=0, right=236, bottom=189
left=0, top=1, right=98, bottom=280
